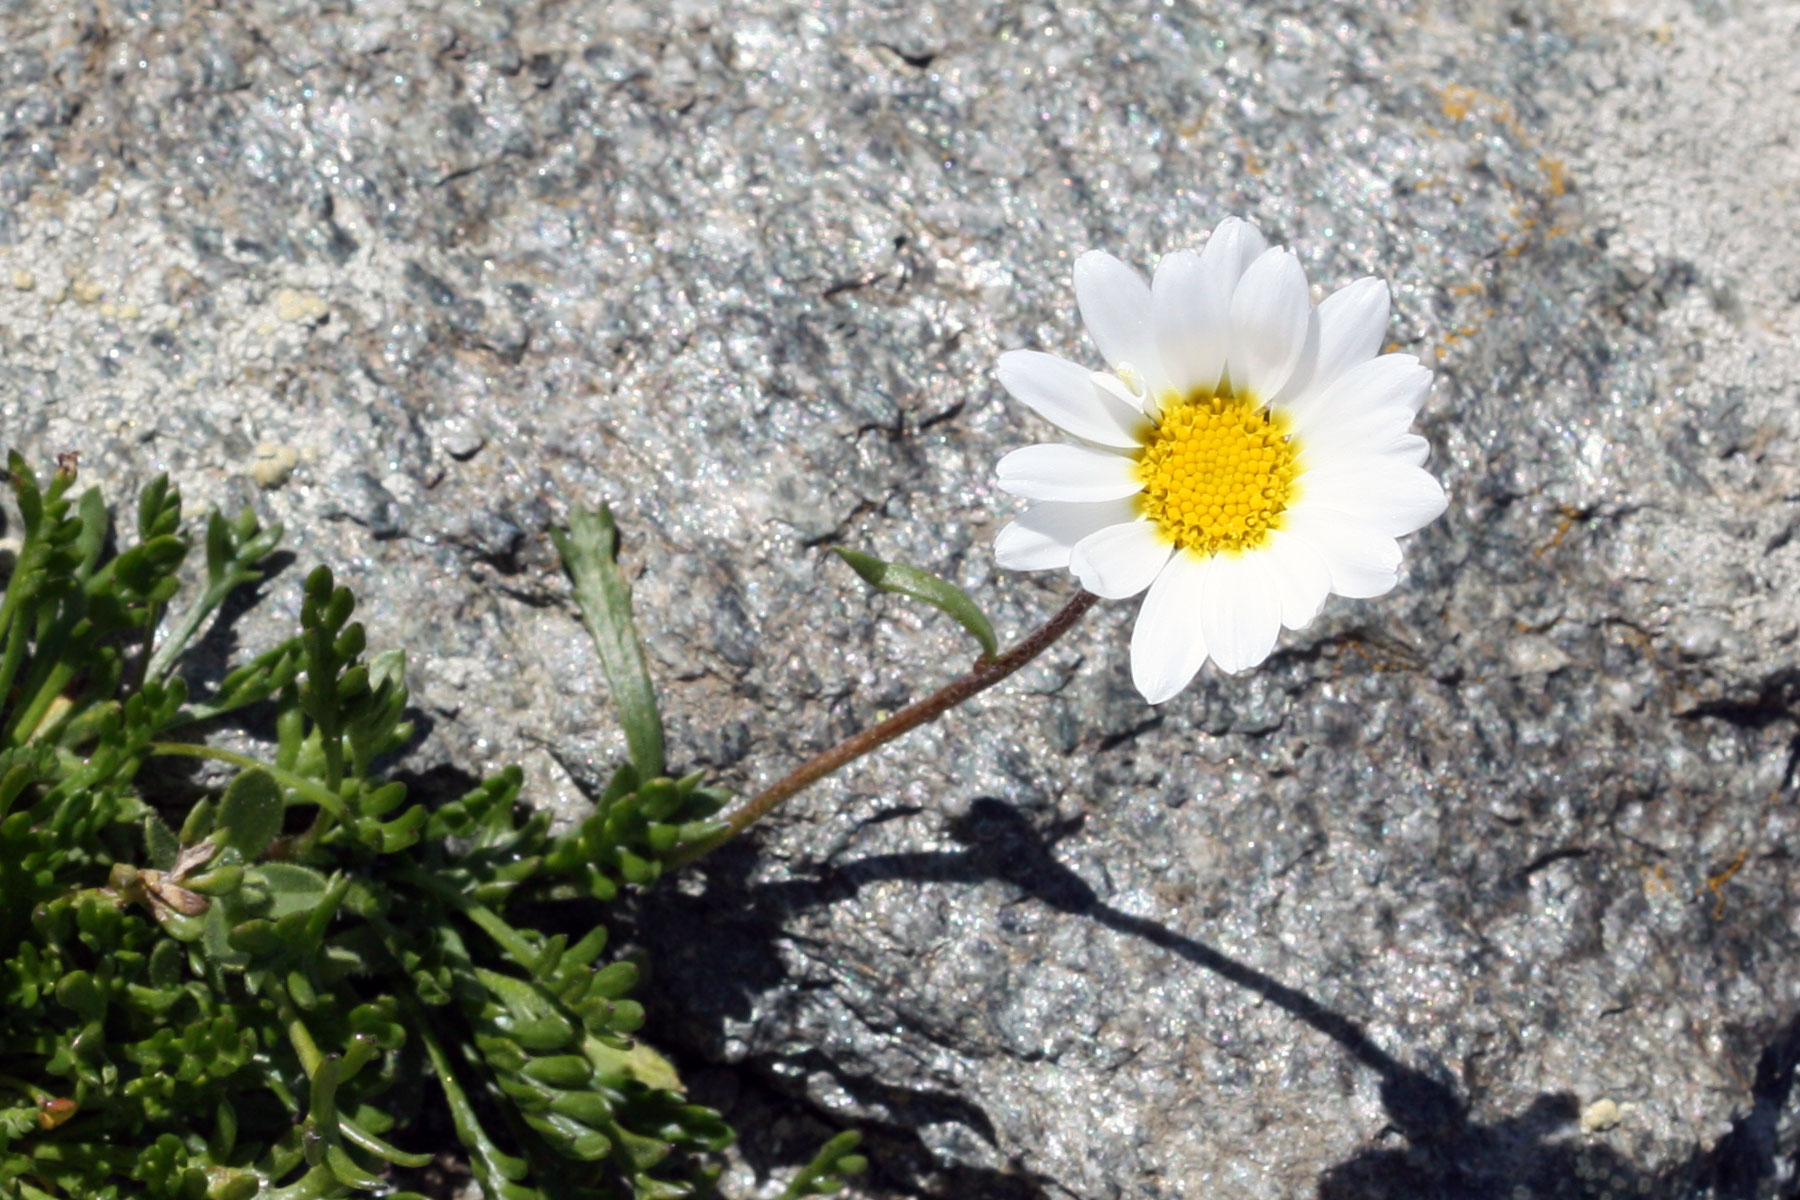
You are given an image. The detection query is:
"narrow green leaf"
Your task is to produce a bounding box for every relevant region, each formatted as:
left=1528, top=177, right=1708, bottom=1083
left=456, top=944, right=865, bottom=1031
left=137, top=473, right=182, bottom=541
left=412, top=1012, right=534, bottom=1187
left=336, top=1113, right=434, bottom=1169
left=217, top=768, right=284, bottom=858
left=588, top=960, right=638, bottom=1000
left=324, top=1144, right=387, bottom=1191
left=520, top=1054, right=593, bottom=1088
left=7, top=448, right=43, bottom=530
left=831, top=547, right=998, bottom=658
left=144, top=504, right=284, bottom=683
left=777, top=1130, right=867, bottom=1200
left=72, top=486, right=109, bottom=579
left=552, top=506, right=665, bottom=780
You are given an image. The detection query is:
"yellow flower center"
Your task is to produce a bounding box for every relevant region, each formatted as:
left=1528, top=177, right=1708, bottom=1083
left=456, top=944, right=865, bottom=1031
left=1134, top=388, right=1300, bottom=556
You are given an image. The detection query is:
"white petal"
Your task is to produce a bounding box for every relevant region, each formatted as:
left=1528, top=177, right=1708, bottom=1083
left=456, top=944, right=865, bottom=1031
left=1149, top=250, right=1212, bottom=393
left=994, top=498, right=1143, bottom=571
left=1263, top=530, right=1332, bottom=630
left=1283, top=506, right=1403, bottom=599
left=996, top=443, right=1142, bottom=502
left=1308, top=431, right=1433, bottom=472
left=1277, top=277, right=1390, bottom=417
left=1201, top=220, right=1272, bottom=279
left=1130, top=552, right=1211, bottom=704
left=1197, top=552, right=1282, bottom=674
left=1299, top=464, right=1448, bottom=537
left=1275, top=308, right=1322, bottom=414
left=1315, top=276, right=1391, bottom=377
left=1068, top=520, right=1173, bottom=599
left=1287, top=354, right=1432, bottom=447
left=1153, top=219, right=1268, bottom=397
left=997, top=351, right=1149, bottom=449
left=1296, top=416, right=1424, bottom=475
left=1227, top=247, right=1312, bottom=401
left=1203, top=216, right=1271, bottom=269
left=1091, top=369, right=1158, bottom=423
left=1387, top=433, right=1432, bottom=467
left=1074, top=252, right=1161, bottom=391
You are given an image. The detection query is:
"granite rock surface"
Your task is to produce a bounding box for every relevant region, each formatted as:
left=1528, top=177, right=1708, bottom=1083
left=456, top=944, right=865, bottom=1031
left=3, top=0, right=1799, bottom=1197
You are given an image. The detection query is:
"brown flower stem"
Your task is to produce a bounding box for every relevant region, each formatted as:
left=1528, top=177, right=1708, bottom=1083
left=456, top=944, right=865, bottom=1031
left=667, top=589, right=1098, bottom=870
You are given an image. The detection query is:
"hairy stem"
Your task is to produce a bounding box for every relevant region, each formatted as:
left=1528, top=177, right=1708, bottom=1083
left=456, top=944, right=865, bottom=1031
left=668, top=589, right=1097, bottom=869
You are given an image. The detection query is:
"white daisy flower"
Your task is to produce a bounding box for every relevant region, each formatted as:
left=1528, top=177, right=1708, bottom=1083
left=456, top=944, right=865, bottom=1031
left=993, top=217, right=1447, bottom=704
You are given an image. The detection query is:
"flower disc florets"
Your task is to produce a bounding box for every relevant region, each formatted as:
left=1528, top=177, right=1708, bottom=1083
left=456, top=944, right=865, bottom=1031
left=991, top=216, right=1448, bottom=703
left=1135, top=389, right=1299, bottom=556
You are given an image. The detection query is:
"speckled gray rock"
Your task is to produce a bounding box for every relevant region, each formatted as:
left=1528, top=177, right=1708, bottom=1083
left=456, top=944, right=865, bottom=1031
left=4, top=1, right=1799, bottom=1198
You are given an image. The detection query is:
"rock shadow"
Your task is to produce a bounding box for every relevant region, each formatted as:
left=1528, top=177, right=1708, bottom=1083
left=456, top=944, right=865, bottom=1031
left=647, top=798, right=1800, bottom=1199
left=771, top=799, right=1663, bottom=1199
left=629, top=834, right=1056, bottom=1198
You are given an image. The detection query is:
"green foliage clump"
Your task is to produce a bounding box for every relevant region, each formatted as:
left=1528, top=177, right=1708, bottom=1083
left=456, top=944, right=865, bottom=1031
left=0, top=453, right=738, bottom=1199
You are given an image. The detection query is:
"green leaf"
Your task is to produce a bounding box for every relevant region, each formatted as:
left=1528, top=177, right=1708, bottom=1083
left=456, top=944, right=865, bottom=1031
left=0, top=743, right=56, bottom=819
left=217, top=768, right=284, bottom=858
left=251, top=862, right=331, bottom=919
left=144, top=505, right=283, bottom=683
left=181, top=795, right=216, bottom=844
left=520, top=1055, right=593, bottom=1089
left=203, top=902, right=252, bottom=970
left=777, top=1130, right=867, bottom=1200
left=553, top=506, right=665, bottom=780
left=144, top=813, right=180, bottom=870
left=832, top=546, right=998, bottom=658
left=137, top=473, right=182, bottom=542
left=588, top=961, right=638, bottom=1000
